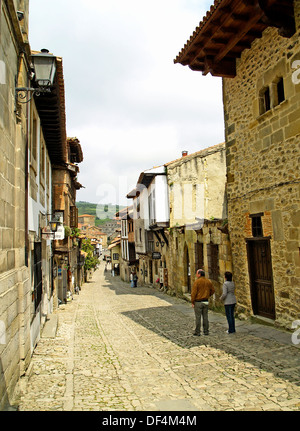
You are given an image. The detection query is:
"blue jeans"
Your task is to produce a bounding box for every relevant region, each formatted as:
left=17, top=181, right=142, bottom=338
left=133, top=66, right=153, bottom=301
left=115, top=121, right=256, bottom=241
left=225, top=304, right=236, bottom=333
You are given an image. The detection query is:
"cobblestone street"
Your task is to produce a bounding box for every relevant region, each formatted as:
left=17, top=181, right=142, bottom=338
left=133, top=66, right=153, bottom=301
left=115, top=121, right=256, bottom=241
left=15, top=266, right=300, bottom=411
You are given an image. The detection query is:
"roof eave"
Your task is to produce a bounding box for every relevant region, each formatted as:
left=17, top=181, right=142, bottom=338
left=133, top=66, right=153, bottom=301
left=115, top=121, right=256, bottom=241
left=174, top=0, right=296, bottom=78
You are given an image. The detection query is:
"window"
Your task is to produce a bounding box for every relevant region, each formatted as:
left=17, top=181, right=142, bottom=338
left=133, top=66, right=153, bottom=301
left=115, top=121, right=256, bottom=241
left=33, top=242, right=42, bottom=312
left=207, top=244, right=219, bottom=281
left=263, top=87, right=271, bottom=112
left=259, top=86, right=271, bottom=115
left=276, top=77, right=285, bottom=104
left=32, top=118, right=38, bottom=161
left=149, top=190, right=156, bottom=226
left=40, top=141, right=45, bottom=181
left=195, top=241, right=204, bottom=271
left=136, top=196, right=141, bottom=219
left=251, top=214, right=263, bottom=237
left=70, top=206, right=78, bottom=228
left=147, top=231, right=154, bottom=252
left=259, top=77, right=285, bottom=115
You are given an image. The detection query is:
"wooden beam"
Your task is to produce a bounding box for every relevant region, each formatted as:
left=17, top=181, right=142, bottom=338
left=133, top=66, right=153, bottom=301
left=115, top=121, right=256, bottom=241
left=258, top=0, right=295, bottom=37
left=203, top=57, right=236, bottom=78
left=214, top=7, right=264, bottom=63
left=183, top=0, right=249, bottom=65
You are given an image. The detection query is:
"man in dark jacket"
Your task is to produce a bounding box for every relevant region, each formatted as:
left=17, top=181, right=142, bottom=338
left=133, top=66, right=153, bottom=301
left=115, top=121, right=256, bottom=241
left=191, top=269, right=215, bottom=336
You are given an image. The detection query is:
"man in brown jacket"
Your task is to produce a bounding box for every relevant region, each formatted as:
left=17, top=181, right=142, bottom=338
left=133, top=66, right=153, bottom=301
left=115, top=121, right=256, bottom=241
left=191, top=269, right=215, bottom=336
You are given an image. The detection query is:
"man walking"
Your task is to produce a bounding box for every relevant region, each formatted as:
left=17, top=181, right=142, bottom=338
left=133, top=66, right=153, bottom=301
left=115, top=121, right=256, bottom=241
left=191, top=269, right=215, bottom=336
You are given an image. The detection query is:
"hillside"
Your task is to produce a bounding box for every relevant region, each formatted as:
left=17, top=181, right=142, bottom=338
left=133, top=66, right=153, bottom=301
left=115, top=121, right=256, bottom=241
left=76, top=201, right=126, bottom=226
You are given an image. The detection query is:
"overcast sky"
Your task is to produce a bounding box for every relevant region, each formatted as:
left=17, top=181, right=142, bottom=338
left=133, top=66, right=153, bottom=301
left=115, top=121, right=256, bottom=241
left=29, top=0, right=224, bottom=207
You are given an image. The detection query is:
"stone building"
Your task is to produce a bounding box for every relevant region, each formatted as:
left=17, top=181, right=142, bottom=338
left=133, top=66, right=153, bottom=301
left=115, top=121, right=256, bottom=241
left=116, top=206, right=137, bottom=282
left=0, top=0, right=31, bottom=409
left=84, top=226, right=108, bottom=249
left=27, top=86, right=54, bottom=353
left=0, top=1, right=83, bottom=409
left=165, top=144, right=231, bottom=301
left=174, top=0, right=300, bottom=328
left=126, top=146, right=230, bottom=299
left=108, top=236, right=121, bottom=276
left=78, top=214, right=96, bottom=229
left=52, top=137, right=84, bottom=303
left=100, top=219, right=120, bottom=242
left=127, top=165, right=170, bottom=288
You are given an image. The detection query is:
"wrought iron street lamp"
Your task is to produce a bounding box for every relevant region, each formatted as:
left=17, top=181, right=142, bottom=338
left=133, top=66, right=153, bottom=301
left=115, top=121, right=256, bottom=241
left=16, top=49, right=56, bottom=103
left=49, top=219, right=59, bottom=233
left=41, top=213, right=62, bottom=240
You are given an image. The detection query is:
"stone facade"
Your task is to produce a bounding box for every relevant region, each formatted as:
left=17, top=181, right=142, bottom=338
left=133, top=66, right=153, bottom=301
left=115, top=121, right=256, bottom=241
left=100, top=219, right=119, bottom=242
left=109, top=238, right=121, bottom=276
left=125, top=145, right=231, bottom=303
left=0, top=0, right=32, bottom=409
left=27, top=102, right=53, bottom=353
left=223, top=7, right=300, bottom=327
left=167, top=144, right=227, bottom=227
left=78, top=214, right=96, bottom=228
left=0, top=1, right=83, bottom=409
left=166, top=144, right=231, bottom=301
left=52, top=138, right=84, bottom=303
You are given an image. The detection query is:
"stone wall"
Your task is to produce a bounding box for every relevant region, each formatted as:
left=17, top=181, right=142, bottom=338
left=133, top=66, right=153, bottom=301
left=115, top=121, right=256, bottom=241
left=0, top=0, right=31, bottom=409
left=223, top=17, right=300, bottom=328
left=165, top=144, right=231, bottom=299
left=167, top=143, right=227, bottom=227
left=167, top=221, right=232, bottom=302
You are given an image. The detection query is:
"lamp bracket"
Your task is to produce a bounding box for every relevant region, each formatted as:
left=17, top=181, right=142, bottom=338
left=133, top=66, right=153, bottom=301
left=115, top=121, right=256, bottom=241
left=16, top=85, right=51, bottom=104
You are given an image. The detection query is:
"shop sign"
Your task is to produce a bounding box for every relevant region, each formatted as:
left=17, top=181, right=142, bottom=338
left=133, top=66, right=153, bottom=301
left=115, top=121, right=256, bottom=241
left=152, top=252, right=161, bottom=259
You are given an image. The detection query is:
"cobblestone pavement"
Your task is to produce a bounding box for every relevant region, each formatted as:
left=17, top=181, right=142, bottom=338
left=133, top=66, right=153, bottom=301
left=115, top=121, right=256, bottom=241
left=15, top=267, right=300, bottom=411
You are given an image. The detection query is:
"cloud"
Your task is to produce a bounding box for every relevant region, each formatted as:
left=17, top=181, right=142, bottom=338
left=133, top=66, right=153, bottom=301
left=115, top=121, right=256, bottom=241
left=29, top=0, right=224, bottom=206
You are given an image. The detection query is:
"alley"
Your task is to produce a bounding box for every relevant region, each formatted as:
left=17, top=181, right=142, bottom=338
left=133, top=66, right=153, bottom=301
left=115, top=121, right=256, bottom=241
left=15, top=266, right=300, bottom=411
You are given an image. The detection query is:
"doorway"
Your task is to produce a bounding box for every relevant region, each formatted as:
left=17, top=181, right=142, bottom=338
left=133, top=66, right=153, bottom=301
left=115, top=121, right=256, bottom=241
left=149, top=260, right=153, bottom=284
left=247, top=239, right=275, bottom=319
left=184, top=245, right=191, bottom=293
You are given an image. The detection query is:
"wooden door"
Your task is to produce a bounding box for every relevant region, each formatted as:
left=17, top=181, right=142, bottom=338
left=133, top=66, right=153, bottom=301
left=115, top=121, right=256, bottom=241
left=164, top=268, right=168, bottom=288
left=149, top=260, right=153, bottom=284
left=194, top=241, right=204, bottom=271
left=34, top=242, right=42, bottom=311
left=247, top=239, right=275, bottom=319
left=185, top=247, right=191, bottom=293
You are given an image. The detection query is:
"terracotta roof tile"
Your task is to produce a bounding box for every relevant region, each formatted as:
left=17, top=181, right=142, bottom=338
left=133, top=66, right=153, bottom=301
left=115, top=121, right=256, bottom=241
left=174, top=0, right=223, bottom=64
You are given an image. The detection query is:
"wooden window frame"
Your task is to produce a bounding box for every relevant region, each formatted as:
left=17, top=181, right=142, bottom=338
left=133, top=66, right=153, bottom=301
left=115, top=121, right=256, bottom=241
left=250, top=213, right=264, bottom=238
left=207, top=243, right=219, bottom=281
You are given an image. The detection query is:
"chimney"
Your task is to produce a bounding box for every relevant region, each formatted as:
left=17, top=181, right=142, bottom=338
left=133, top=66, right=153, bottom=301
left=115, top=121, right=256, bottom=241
left=182, top=151, right=188, bottom=157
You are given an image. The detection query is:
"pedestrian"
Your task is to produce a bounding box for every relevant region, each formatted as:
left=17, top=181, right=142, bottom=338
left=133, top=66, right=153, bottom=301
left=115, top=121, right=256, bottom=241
left=220, top=271, right=237, bottom=334
left=191, top=269, right=215, bottom=336
left=133, top=273, right=138, bottom=287
left=130, top=272, right=134, bottom=288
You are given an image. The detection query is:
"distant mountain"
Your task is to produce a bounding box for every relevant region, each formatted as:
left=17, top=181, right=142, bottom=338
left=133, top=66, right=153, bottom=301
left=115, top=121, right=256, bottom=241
left=76, top=201, right=126, bottom=226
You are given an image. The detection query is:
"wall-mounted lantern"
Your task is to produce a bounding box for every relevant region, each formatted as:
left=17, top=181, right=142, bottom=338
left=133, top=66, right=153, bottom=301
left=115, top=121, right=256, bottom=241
left=16, top=49, right=56, bottom=104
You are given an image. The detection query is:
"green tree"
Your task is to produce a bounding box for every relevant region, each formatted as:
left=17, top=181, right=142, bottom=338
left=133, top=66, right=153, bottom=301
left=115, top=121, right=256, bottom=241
left=81, top=238, right=99, bottom=271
